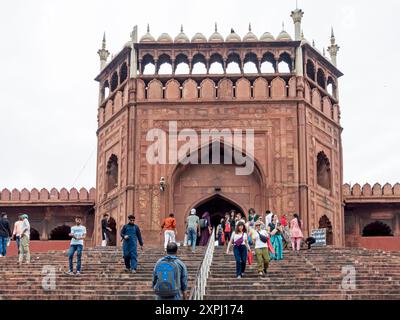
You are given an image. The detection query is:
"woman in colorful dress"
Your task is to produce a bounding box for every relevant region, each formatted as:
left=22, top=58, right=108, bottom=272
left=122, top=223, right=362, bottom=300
left=290, top=213, right=304, bottom=253
left=268, top=214, right=284, bottom=260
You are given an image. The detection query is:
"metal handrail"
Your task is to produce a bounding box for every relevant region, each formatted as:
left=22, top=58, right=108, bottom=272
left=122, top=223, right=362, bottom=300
left=189, top=228, right=216, bottom=300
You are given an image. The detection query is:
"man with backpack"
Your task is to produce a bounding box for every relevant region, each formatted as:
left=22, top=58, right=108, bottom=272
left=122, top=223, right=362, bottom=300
left=152, top=242, right=188, bottom=300
left=121, top=215, right=144, bottom=273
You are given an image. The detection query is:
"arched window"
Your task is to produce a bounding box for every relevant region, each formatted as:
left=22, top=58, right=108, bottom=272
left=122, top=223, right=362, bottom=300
left=362, top=221, right=393, bottom=237
left=209, top=53, right=224, bottom=74
left=175, top=54, right=190, bottom=75
left=261, top=52, right=276, bottom=73
left=226, top=53, right=241, bottom=74
left=110, top=72, right=119, bottom=92
left=306, top=60, right=316, bottom=81
left=106, top=154, right=119, bottom=192
left=243, top=53, right=258, bottom=74
left=278, top=52, right=292, bottom=73
left=49, top=225, right=71, bottom=240
left=317, top=68, right=326, bottom=89
left=120, top=63, right=128, bottom=83
left=327, top=76, right=336, bottom=97
left=157, top=54, right=173, bottom=75
left=142, top=54, right=155, bottom=75
left=101, top=81, right=110, bottom=101
left=192, top=54, right=207, bottom=74
left=317, top=151, right=331, bottom=190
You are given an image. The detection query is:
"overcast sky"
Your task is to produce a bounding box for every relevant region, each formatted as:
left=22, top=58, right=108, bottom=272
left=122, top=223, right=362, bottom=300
left=0, top=0, right=399, bottom=191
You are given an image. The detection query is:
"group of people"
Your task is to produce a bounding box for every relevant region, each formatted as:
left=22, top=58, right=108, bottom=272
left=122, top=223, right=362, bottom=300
left=0, top=208, right=315, bottom=300
left=0, top=212, right=31, bottom=263
left=159, top=209, right=212, bottom=253
left=217, top=209, right=305, bottom=278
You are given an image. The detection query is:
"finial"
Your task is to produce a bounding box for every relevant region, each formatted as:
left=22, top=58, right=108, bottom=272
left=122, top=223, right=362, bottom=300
left=330, top=27, right=336, bottom=45
left=231, top=28, right=235, bottom=33
left=282, top=22, right=285, bottom=30
left=180, top=24, right=184, bottom=33
left=301, top=29, right=304, bottom=40
left=296, top=0, right=299, bottom=9
left=312, top=39, right=315, bottom=47
left=215, top=22, right=218, bottom=32
left=147, top=24, right=150, bottom=33
left=102, top=32, right=106, bottom=49
left=249, top=23, right=252, bottom=32
left=323, top=48, right=326, bottom=56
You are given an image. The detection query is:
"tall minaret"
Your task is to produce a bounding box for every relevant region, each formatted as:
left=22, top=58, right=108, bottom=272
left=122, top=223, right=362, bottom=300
left=97, top=33, right=110, bottom=71
left=291, top=7, right=305, bottom=76
left=327, top=27, right=340, bottom=67
left=130, top=25, right=138, bottom=78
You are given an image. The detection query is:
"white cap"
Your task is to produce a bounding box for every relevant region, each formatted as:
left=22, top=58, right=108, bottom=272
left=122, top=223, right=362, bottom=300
left=190, top=209, right=196, bottom=215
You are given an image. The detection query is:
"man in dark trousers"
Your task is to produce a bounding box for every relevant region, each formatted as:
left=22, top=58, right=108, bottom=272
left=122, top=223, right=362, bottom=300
left=0, top=213, right=12, bottom=257
left=101, top=213, right=112, bottom=247
left=152, top=242, right=188, bottom=300
left=120, top=215, right=144, bottom=273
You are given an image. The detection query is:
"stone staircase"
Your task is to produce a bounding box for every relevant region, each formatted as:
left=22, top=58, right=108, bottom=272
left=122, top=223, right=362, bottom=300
left=204, top=246, right=400, bottom=300
left=0, top=246, right=205, bottom=300
left=1, top=245, right=399, bottom=300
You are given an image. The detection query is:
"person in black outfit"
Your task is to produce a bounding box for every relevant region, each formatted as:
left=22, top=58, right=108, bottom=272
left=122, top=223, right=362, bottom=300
left=0, top=212, right=12, bottom=257
left=101, top=213, right=112, bottom=246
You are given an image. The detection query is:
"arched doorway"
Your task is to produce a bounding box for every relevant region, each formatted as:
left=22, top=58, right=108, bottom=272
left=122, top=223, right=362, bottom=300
left=171, top=141, right=265, bottom=240
left=30, top=228, right=40, bottom=241
left=195, top=195, right=244, bottom=229
left=49, top=225, right=71, bottom=240
left=319, top=215, right=333, bottom=245
left=362, top=221, right=393, bottom=237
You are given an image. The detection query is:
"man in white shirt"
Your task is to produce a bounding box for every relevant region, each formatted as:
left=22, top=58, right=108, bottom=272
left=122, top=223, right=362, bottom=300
left=253, top=220, right=270, bottom=276
left=12, top=215, right=24, bottom=255
left=66, top=217, right=87, bottom=275
left=19, top=214, right=31, bottom=264
left=265, top=210, right=273, bottom=227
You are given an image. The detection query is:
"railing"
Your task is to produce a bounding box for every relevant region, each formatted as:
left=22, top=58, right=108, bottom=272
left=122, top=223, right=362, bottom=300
left=189, top=228, right=215, bottom=300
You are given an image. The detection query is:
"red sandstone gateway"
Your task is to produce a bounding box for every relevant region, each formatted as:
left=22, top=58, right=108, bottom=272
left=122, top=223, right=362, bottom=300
left=0, top=5, right=399, bottom=301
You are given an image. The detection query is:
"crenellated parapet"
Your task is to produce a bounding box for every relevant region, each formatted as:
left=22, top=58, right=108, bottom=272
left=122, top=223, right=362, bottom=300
left=0, top=187, right=96, bottom=203
left=343, top=183, right=400, bottom=202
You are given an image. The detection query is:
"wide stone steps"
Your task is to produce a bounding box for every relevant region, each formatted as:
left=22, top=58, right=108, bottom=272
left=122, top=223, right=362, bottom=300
left=204, top=247, right=400, bottom=300
left=0, top=246, right=206, bottom=300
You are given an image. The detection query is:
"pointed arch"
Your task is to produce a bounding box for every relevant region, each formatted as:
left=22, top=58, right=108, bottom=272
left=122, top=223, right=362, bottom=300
left=106, top=154, right=119, bottom=192
left=317, top=151, right=331, bottom=190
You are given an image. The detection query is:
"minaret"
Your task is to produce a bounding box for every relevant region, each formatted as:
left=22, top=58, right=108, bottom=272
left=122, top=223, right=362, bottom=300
left=130, top=25, right=138, bottom=78
left=291, top=7, right=305, bottom=76
left=327, top=27, right=340, bottom=67
left=97, top=33, right=110, bottom=71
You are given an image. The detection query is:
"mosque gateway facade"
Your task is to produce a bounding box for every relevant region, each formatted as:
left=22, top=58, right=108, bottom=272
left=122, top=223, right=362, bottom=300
left=94, top=9, right=346, bottom=246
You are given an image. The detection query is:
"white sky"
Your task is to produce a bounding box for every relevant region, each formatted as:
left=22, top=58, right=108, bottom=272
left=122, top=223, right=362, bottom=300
left=0, top=0, right=399, bottom=191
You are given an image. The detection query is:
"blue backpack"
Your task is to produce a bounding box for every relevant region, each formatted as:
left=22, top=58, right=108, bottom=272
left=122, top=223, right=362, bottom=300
left=154, top=257, right=180, bottom=297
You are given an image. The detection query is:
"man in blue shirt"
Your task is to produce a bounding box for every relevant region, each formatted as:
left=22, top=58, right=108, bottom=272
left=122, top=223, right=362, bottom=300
left=120, top=215, right=144, bottom=273
left=66, top=217, right=86, bottom=276
left=152, top=242, right=188, bottom=300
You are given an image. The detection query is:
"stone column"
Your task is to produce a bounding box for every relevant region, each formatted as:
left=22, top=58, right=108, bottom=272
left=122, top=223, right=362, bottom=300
left=291, top=8, right=304, bottom=76
left=130, top=26, right=138, bottom=78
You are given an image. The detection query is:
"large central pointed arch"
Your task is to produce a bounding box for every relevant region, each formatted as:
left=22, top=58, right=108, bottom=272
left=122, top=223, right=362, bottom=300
left=169, top=140, right=266, bottom=240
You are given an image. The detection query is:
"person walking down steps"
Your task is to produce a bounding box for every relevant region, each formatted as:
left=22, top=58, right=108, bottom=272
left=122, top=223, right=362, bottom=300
left=226, top=221, right=251, bottom=279
left=252, top=220, right=270, bottom=276
left=121, top=215, right=144, bottom=273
